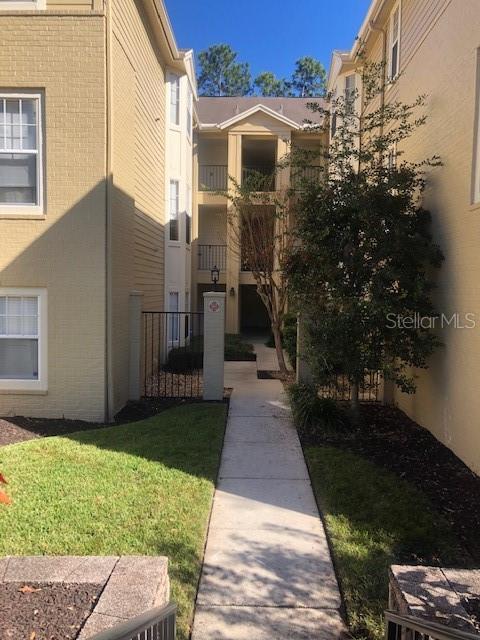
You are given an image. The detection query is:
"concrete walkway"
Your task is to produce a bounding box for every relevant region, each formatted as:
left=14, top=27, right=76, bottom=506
left=191, top=343, right=347, bottom=640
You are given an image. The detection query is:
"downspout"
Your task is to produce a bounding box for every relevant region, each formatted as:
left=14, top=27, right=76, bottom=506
left=104, top=0, right=114, bottom=422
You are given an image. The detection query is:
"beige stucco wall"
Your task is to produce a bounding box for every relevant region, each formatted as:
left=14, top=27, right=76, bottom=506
left=0, top=13, right=107, bottom=421
left=109, top=0, right=167, bottom=415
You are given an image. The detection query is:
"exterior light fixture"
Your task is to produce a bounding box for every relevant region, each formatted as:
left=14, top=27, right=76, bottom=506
left=229, top=287, right=235, bottom=297
left=211, top=265, right=219, bottom=291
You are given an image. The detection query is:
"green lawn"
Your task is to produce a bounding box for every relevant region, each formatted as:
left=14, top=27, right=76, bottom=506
left=0, top=403, right=227, bottom=640
left=305, top=446, right=470, bottom=640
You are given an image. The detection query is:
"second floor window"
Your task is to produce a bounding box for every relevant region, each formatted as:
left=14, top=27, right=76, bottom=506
left=389, top=4, right=401, bottom=80
left=169, top=180, right=179, bottom=241
left=0, top=94, right=42, bottom=212
left=345, top=74, right=356, bottom=114
left=170, top=75, right=180, bottom=126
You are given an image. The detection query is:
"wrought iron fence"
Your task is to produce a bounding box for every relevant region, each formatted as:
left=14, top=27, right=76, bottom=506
left=197, top=244, right=227, bottom=271
left=143, top=311, right=204, bottom=399
left=318, top=370, right=381, bottom=402
left=385, top=610, right=480, bottom=640
left=88, top=603, right=176, bottom=640
left=199, top=164, right=227, bottom=191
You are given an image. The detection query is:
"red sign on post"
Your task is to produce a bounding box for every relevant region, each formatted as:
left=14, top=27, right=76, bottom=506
left=209, top=301, right=220, bottom=313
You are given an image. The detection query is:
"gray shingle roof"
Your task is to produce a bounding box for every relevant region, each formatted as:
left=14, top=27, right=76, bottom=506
left=197, top=96, right=323, bottom=127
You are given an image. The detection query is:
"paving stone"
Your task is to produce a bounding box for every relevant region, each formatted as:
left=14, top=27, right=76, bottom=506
left=65, top=556, right=119, bottom=584
left=197, top=526, right=341, bottom=608
left=192, top=606, right=347, bottom=640
left=225, top=416, right=298, bottom=444
left=4, top=556, right=84, bottom=582
left=210, top=479, right=321, bottom=530
left=94, top=556, right=169, bottom=619
left=219, top=441, right=309, bottom=479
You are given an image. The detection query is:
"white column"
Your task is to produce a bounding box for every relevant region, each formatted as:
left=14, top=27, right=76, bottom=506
left=203, top=292, right=226, bottom=401
left=129, top=291, right=143, bottom=401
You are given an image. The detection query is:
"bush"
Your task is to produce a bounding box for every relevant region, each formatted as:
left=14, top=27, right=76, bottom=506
left=224, top=334, right=256, bottom=361
left=283, top=313, right=297, bottom=369
left=165, top=346, right=203, bottom=373
left=288, top=383, right=349, bottom=435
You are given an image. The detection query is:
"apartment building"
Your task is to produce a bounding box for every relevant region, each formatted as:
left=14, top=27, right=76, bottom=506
left=193, top=97, right=323, bottom=333
left=328, top=0, right=480, bottom=474
left=0, top=0, right=193, bottom=421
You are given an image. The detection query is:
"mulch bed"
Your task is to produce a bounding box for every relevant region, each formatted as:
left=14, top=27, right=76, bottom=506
left=299, top=403, right=480, bottom=564
left=0, top=582, right=101, bottom=640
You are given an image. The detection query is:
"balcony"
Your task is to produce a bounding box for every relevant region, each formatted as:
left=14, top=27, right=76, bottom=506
left=199, top=165, right=228, bottom=191
left=291, top=165, right=323, bottom=189
left=197, top=244, right=227, bottom=271
left=241, top=165, right=276, bottom=192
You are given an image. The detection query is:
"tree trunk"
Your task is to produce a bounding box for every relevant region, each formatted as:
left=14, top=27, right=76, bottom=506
left=272, top=323, right=288, bottom=374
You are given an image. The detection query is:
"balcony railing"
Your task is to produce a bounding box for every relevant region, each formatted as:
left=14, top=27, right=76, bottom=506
left=242, top=165, right=276, bottom=191
left=199, top=165, right=227, bottom=191
left=89, top=603, right=176, bottom=640
left=385, top=610, right=480, bottom=640
left=198, top=244, right=227, bottom=271
left=291, top=165, right=323, bottom=189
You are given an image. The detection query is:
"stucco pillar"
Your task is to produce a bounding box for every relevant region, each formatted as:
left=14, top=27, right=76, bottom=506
left=226, top=132, right=241, bottom=333
left=129, top=291, right=143, bottom=400
left=276, top=134, right=291, bottom=190
left=203, top=292, right=226, bottom=401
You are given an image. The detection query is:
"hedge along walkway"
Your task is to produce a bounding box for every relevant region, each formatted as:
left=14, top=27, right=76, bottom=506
left=192, top=346, right=347, bottom=640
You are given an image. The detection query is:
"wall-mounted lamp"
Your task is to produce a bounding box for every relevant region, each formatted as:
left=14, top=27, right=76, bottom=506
left=229, top=287, right=235, bottom=297
left=211, top=265, right=219, bottom=291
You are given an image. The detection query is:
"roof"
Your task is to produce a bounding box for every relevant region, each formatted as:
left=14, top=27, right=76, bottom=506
left=197, top=97, right=323, bottom=129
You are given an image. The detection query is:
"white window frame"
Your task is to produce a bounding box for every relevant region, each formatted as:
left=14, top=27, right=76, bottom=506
left=0, top=0, right=46, bottom=9
left=0, top=287, right=47, bottom=392
left=169, top=179, right=180, bottom=241
left=344, top=74, right=356, bottom=115
left=169, top=74, right=180, bottom=128
left=0, top=92, right=44, bottom=215
left=388, top=1, right=402, bottom=82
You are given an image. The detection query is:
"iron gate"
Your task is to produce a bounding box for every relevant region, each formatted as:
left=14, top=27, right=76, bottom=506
left=142, top=311, right=204, bottom=399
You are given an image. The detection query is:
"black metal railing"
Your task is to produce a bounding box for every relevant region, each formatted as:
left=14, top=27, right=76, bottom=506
left=199, top=164, right=228, bottom=191
left=197, top=244, right=227, bottom=271
left=318, top=371, right=381, bottom=402
left=143, top=311, right=204, bottom=398
left=89, top=603, right=176, bottom=640
left=385, top=610, right=480, bottom=640
left=291, top=165, right=323, bottom=189
left=242, top=165, right=276, bottom=191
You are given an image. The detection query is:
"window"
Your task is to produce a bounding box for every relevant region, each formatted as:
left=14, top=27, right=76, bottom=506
left=345, top=74, right=356, bottom=114
left=168, top=291, right=179, bottom=344
left=387, top=144, right=397, bottom=170
left=0, top=0, right=46, bottom=9
left=389, top=3, right=401, bottom=81
left=170, top=75, right=180, bottom=126
left=0, top=288, right=47, bottom=391
left=0, top=93, right=43, bottom=212
left=169, top=180, right=179, bottom=241
left=186, top=87, right=193, bottom=139
left=186, top=184, right=191, bottom=245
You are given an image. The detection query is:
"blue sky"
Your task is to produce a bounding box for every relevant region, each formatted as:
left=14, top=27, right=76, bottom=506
left=165, top=0, right=372, bottom=80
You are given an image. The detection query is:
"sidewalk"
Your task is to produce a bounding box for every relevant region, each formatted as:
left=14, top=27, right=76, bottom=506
left=191, top=343, right=347, bottom=639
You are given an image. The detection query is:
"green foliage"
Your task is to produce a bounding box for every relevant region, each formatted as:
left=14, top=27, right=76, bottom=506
left=0, top=404, right=227, bottom=640
left=288, top=383, right=349, bottom=434
left=282, top=313, right=298, bottom=369
left=254, top=71, right=292, bottom=97
left=166, top=346, right=203, bottom=373
left=197, top=44, right=251, bottom=96
left=305, top=446, right=469, bottom=640
left=287, top=59, right=443, bottom=397
left=224, top=334, right=255, bottom=361
left=291, top=56, right=326, bottom=97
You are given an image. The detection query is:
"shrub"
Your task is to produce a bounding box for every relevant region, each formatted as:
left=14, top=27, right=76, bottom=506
left=165, top=346, right=203, bottom=373
left=224, top=334, right=256, bottom=361
left=288, top=383, right=349, bottom=435
left=283, top=313, right=297, bottom=369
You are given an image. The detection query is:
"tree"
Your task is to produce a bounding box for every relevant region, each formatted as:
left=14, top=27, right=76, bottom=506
left=254, top=72, right=292, bottom=97
left=198, top=44, right=251, bottom=96
left=291, top=56, right=326, bottom=97
left=287, top=58, right=443, bottom=411
left=225, top=172, right=294, bottom=373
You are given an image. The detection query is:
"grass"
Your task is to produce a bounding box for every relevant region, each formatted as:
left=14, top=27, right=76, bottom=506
left=0, top=403, right=227, bottom=640
left=304, top=446, right=469, bottom=640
